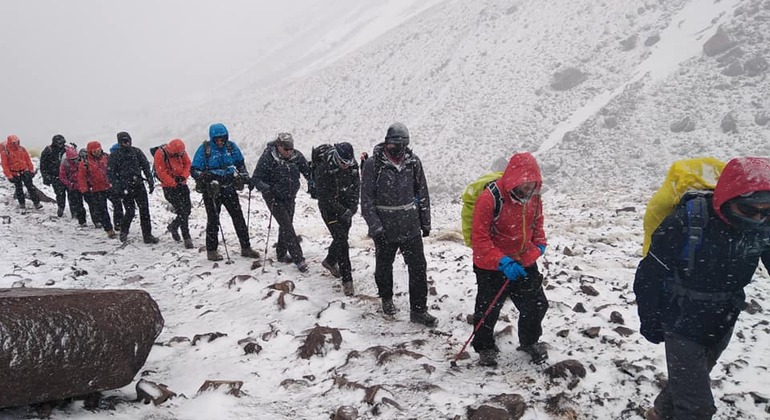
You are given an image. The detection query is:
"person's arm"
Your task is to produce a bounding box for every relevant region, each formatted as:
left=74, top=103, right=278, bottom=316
left=154, top=150, right=175, bottom=187
left=360, top=157, right=383, bottom=238
left=413, top=158, right=431, bottom=234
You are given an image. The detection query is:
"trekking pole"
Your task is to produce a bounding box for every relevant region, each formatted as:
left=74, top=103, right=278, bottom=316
left=261, top=206, right=273, bottom=273
left=246, top=189, right=252, bottom=228
left=450, top=280, right=509, bottom=366
left=211, top=182, right=234, bottom=265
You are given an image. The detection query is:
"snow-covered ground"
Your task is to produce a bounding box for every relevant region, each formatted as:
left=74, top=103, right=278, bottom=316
left=3, top=0, right=770, bottom=419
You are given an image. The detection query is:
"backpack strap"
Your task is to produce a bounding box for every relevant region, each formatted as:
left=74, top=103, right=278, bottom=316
left=487, top=182, right=503, bottom=219
left=683, top=194, right=708, bottom=274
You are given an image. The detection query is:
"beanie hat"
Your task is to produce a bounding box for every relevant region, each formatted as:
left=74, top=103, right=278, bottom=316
left=276, top=132, right=294, bottom=149
left=52, top=134, right=66, bottom=147
left=384, top=122, right=410, bottom=146
left=334, top=142, right=354, bottom=162
left=65, top=146, right=78, bottom=160
left=117, top=132, right=132, bottom=145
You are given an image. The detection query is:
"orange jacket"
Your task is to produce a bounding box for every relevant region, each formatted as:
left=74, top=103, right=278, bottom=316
left=1, top=135, right=35, bottom=179
left=472, top=152, right=546, bottom=271
left=78, top=141, right=111, bottom=193
left=154, top=139, right=191, bottom=188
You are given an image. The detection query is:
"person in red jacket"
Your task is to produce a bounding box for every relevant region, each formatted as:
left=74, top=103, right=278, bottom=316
left=1, top=135, right=42, bottom=210
left=470, top=152, right=548, bottom=367
left=78, top=141, right=115, bottom=238
left=154, top=139, right=193, bottom=249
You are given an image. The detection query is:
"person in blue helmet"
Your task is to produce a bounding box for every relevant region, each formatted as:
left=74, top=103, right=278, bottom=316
left=190, top=123, right=260, bottom=261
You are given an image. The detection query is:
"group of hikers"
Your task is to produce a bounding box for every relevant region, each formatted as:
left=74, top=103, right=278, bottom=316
left=3, top=121, right=770, bottom=420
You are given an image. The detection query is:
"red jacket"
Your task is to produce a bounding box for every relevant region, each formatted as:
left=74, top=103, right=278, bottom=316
left=154, top=139, right=191, bottom=188
left=1, top=135, right=35, bottom=179
left=78, top=141, right=111, bottom=193
left=713, top=157, right=770, bottom=223
left=472, top=152, right=547, bottom=271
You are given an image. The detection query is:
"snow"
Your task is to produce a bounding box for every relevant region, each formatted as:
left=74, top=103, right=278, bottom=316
left=2, top=0, right=770, bottom=419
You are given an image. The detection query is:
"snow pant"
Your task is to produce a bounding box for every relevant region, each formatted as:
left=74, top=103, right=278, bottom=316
left=653, top=330, right=732, bottom=420
left=82, top=191, right=112, bottom=231
left=471, top=264, right=548, bottom=352
left=109, top=188, right=124, bottom=230
left=163, top=184, right=192, bottom=240
left=203, top=186, right=250, bottom=252
left=119, top=183, right=153, bottom=240
left=50, top=178, right=68, bottom=215
left=373, top=234, right=428, bottom=312
left=10, top=171, right=40, bottom=207
left=67, top=189, right=87, bottom=225
left=263, top=193, right=303, bottom=263
left=321, top=212, right=352, bottom=283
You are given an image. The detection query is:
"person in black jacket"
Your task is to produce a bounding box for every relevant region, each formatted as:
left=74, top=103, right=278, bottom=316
left=360, top=122, right=436, bottom=327
left=40, top=134, right=70, bottom=217
left=251, top=133, right=311, bottom=272
left=635, top=157, right=770, bottom=420
left=314, top=142, right=360, bottom=296
left=107, top=131, right=158, bottom=244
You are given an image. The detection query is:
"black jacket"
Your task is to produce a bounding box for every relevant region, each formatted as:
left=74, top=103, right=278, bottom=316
left=107, top=145, right=153, bottom=192
left=314, top=148, right=360, bottom=220
left=40, top=145, right=66, bottom=183
left=360, top=143, right=430, bottom=242
left=251, top=141, right=311, bottom=202
left=634, top=196, right=770, bottom=345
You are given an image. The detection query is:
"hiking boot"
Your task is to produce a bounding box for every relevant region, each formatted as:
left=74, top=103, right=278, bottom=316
left=143, top=235, right=159, bottom=244
left=644, top=408, right=662, bottom=420
left=478, top=349, right=499, bottom=367
left=295, top=260, right=309, bottom=273
left=382, top=299, right=396, bottom=315
left=342, top=281, right=355, bottom=297
left=410, top=311, right=438, bottom=328
left=33, top=202, right=43, bottom=210
left=106, top=229, right=116, bottom=239
left=57, top=208, right=64, bottom=217
left=241, top=247, right=260, bottom=258
left=119, top=231, right=128, bottom=243
left=167, top=223, right=180, bottom=241
left=183, top=237, right=194, bottom=249
left=18, top=203, right=26, bottom=210
left=518, top=342, right=549, bottom=364
left=322, top=259, right=341, bottom=278
left=276, top=254, right=293, bottom=263
left=207, top=250, right=223, bottom=261
left=94, top=222, right=103, bottom=229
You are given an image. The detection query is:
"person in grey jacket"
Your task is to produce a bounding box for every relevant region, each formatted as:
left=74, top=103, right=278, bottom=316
left=360, top=122, right=436, bottom=327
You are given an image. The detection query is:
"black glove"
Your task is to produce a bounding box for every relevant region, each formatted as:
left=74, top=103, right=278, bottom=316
left=422, top=228, right=430, bottom=238
left=198, top=172, right=212, bottom=183
left=340, top=209, right=353, bottom=225
left=42, top=177, right=51, bottom=186
left=174, top=176, right=185, bottom=185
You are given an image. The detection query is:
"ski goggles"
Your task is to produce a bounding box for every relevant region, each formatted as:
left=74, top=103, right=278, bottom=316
left=735, top=202, right=770, bottom=219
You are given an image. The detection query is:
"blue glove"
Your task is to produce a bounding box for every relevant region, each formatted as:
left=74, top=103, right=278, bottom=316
left=498, top=256, right=526, bottom=281
left=537, top=244, right=546, bottom=255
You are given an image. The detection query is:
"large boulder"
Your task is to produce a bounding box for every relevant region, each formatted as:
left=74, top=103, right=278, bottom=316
left=0, top=288, right=164, bottom=408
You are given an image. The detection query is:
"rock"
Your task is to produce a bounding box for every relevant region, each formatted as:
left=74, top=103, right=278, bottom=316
left=563, top=246, right=574, bottom=256
left=192, top=332, right=228, bottom=345
left=644, top=34, right=660, bottom=47
left=721, top=113, right=738, bottom=133
left=755, top=111, right=770, bottom=126
left=613, top=326, right=635, bottom=337
left=580, top=284, right=599, bottom=296
left=550, top=68, right=587, bottom=91
left=620, top=35, right=637, bottom=51
left=582, top=326, right=601, bottom=338
left=136, top=379, right=176, bottom=406
left=744, top=56, right=768, bottom=77
left=572, top=303, right=587, bottom=313
left=609, top=311, right=625, bottom=325
left=197, top=380, right=243, bottom=397
left=544, top=360, right=587, bottom=379
left=716, top=47, right=745, bottom=64
left=333, top=405, right=359, bottom=420
left=670, top=117, right=696, bottom=133
left=0, top=288, right=164, bottom=409
left=744, top=299, right=763, bottom=315
left=703, top=30, right=736, bottom=57
left=604, top=116, right=618, bottom=128
left=722, top=61, right=744, bottom=77
left=469, top=405, right=512, bottom=420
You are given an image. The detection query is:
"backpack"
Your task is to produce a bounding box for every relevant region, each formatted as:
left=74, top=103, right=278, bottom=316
left=460, top=172, right=504, bottom=247
left=309, top=144, right=335, bottom=199
left=642, top=157, right=726, bottom=268
left=148, top=145, right=168, bottom=182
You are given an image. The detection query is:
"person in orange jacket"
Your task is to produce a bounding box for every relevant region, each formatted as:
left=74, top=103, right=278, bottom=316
left=154, top=139, right=193, bottom=249
left=470, top=152, right=549, bottom=367
left=1, top=135, right=43, bottom=210
left=78, top=141, right=115, bottom=238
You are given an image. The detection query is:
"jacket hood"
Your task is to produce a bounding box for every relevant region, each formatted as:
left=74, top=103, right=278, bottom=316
left=713, top=157, right=770, bottom=221
left=6, top=135, right=20, bottom=149
left=109, top=143, right=120, bottom=154
left=65, top=146, right=79, bottom=160
left=209, top=123, right=229, bottom=142
left=166, top=139, right=186, bottom=154
left=86, top=141, right=102, bottom=154
left=497, top=152, right=542, bottom=193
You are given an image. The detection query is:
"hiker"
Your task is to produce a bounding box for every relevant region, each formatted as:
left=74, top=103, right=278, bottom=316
left=635, top=157, right=770, bottom=420
left=360, top=122, right=436, bottom=327
left=58, top=146, right=87, bottom=225
left=469, top=152, right=549, bottom=366
left=314, top=142, right=360, bottom=295
left=190, top=123, right=259, bottom=261
left=108, top=142, right=125, bottom=231
left=107, top=132, right=158, bottom=244
left=77, top=141, right=115, bottom=238
left=250, top=132, right=312, bottom=272
left=154, top=139, right=194, bottom=249
left=40, top=134, right=69, bottom=217
left=1, top=135, right=43, bottom=210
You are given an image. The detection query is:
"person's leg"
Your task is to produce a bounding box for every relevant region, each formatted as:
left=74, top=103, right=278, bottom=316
left=270, top=200, right=303, bottom=262
left=330, top=219, right=352, bottom=281
left=120, top=191, right=136, bottom=235
left=221, top=189, right=251, bottom=250
left=12, top=176, right=25, bottom=206
left=109, top=190, right=124, bottom=230
left=53, top=180, right=67, bottom=216
left=94, top=191, right=113, bottom=231
left=400, top=236, right=429, bottom=313
left=69, top=189, right=87, bottom=225
left=373, top=236, right=399, bottom=302
left=175, top=185, right=192, bottom=240
left=20, top=172, right=41, bottom=207
left=203, top=193, right=220, bottom=251
left=133, top=185, right=153, bottom=239
left=508, top=265, right=548, bottom=347
left=471, top=267, right=508, bottom=353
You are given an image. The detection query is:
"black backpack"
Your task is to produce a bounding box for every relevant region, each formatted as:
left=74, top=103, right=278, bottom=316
left=309, top=144, right=335, bottom=199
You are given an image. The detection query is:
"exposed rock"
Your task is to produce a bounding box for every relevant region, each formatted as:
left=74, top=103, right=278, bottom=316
left=722, top=61, right=744, bottom=77
left=604, top=116, right=618, bottom=128
left=620, top=34, right=637, bottom=51
left=744, top=299, right=763, bottom=315
left=0, top=288, right=164, bottom=409
left=614, top=326, right=635, bottom=337
left=469, top=405, right=514, bottom=420
left=238, top=337, right=263, bottom=355
left=333, top=405, right=359, bottom=420
left=716, top=47, right=745, bottom=64
left=557, top=329, right=570, bottom=338
left=544, top=360, right=587, bottom=379
left=197, top=380, right=243, bottom=397
left=644, top=34, right=660, bottom=47
left=703, top=30, right=736, bottom=57
left=755, top=111, right=770, bottom=126
left=136, top=380, right=176, bottom=406
left=550, top=68, right=587, bottom=91
left=670, top=117, right=696, bottom=133
left=609, top=311, right=625, bottom=325
left=580, top=284, right=599, bottom=296
left=192, top=332, right=228, bottom=345
left=298, top=325, right=343, bottom=359
left=744, top=55, right=768, bottom=77
left=582, top=326, right=601, bottom=338
left=721, top=113, right=738, bottom=133
left=572, top=303, right=587, bottom=313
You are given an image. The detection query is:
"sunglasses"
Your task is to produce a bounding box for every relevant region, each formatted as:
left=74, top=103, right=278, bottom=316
left=735, top=202, right=770, bottom=218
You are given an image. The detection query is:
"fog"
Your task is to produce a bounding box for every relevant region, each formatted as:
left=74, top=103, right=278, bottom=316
left=0, top=0, right=427, bottom=150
